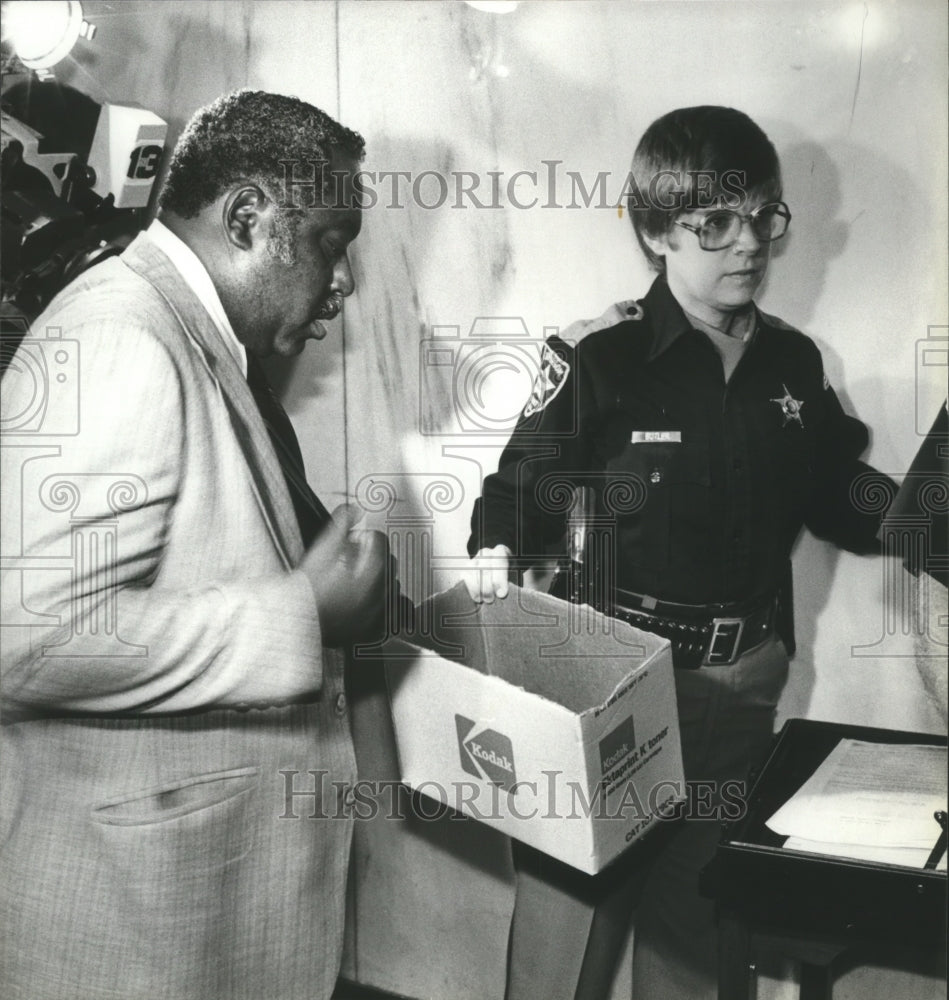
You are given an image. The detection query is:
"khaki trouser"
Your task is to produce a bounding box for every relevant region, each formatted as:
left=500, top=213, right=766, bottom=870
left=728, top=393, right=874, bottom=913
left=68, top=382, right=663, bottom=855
left=505, top=637, right=790, bottom=1000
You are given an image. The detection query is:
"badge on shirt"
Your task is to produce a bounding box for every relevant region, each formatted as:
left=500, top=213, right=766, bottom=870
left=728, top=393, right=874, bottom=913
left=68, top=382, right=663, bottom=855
left=631, top=431, right=681, bottom=443
left=523, top=343, right=569, bottom=418
left=770, top=383, right=804, bottom=428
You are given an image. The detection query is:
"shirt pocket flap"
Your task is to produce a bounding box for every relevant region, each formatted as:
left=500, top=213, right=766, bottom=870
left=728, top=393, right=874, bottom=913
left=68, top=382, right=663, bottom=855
left=628, top=441, right=710, bottom=487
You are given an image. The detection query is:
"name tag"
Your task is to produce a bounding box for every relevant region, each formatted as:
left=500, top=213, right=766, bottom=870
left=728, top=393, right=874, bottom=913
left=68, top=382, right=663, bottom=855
left=631, top=431, right=681, bottom=444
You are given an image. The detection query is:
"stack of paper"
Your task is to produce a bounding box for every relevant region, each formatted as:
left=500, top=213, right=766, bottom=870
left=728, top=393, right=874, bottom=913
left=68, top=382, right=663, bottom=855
left=766, top=740, right=947, bottom=869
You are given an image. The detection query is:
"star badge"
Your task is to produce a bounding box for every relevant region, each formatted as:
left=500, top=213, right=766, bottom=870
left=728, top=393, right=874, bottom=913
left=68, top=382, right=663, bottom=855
left=770, top=384, right=804, bottom=427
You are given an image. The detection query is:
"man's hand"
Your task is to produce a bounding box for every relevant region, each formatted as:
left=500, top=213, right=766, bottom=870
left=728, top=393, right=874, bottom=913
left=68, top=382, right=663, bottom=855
left=463, top=544, right=512, bottom=603
left=300, top=508, right=389, bottom=648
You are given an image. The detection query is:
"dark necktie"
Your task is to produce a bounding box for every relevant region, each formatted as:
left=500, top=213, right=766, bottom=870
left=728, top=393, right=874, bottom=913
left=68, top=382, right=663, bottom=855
left=245, top=354, right=332, bottom=548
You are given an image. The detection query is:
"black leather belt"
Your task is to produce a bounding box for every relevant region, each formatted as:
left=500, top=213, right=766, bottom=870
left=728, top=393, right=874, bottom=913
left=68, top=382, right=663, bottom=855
left=612, top=588, right=777, bottom=670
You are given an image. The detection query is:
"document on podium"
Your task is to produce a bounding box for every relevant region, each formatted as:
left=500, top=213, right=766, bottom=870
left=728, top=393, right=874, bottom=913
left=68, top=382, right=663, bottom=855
left=766, top=739, right=948, bottom=869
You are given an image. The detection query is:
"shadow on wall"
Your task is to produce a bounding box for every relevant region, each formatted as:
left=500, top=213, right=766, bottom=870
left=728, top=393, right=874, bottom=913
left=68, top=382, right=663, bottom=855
left=758, top=126, right=931, bottom=723
left=756, top=133, right=849, bottom=715
left=758, top=137, right=849, bottom=331
left=762, top=126, right=930, bottom=392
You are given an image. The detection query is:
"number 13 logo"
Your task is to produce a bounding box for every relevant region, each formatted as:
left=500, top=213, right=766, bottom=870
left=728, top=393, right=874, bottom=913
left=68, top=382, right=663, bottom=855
left=127, top=144, right=162, bottom=180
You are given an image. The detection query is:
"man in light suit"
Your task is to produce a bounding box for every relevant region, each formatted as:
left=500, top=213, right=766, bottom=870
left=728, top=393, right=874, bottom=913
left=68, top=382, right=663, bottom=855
left=0, top=90, right=386, bottom=1000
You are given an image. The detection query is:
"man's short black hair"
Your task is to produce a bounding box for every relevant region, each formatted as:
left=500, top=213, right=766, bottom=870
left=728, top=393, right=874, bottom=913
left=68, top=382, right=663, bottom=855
left=629, top=106, right=782, bottom=272
left=158, top=89, right=365, bottom=218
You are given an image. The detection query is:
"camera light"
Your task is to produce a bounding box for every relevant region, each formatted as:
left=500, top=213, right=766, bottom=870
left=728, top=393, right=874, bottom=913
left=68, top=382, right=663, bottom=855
left=2, top=1, right=89, bottom=70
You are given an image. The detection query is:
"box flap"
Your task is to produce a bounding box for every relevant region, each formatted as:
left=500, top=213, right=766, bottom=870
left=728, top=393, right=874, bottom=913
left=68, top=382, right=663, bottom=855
left=412, top=583, right=666, bottom=714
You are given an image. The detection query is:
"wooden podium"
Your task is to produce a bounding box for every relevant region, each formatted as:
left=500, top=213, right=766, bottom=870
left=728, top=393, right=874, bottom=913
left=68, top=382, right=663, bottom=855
left=700, top=719, right=947, bottom=1000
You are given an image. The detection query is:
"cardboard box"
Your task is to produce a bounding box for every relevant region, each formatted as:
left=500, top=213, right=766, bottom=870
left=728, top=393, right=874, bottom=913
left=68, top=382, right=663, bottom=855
left=384, top=583, right=684, bottom=874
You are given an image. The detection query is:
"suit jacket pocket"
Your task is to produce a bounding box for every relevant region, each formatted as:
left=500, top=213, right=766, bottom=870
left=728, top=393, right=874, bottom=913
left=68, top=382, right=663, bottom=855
left=86, top=767, right=261, bottom=994
left=92, top=766, right=259, bottom=828
left=91, top=766, right=260, bottom=873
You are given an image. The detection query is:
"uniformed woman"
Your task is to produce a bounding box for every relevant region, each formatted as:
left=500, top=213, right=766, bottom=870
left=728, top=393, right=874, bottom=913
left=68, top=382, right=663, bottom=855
left=465, top=106, right=891, bottom=1000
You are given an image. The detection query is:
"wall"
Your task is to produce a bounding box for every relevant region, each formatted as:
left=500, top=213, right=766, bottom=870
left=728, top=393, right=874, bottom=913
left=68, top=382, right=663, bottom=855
left=59, top=2, right=947, bottom=998
left=331, top=0, right=948, bottom=740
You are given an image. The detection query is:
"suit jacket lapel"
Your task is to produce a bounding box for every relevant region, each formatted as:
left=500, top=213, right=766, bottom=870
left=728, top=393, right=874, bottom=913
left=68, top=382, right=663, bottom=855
left=121, top=232, right=304, bottom=568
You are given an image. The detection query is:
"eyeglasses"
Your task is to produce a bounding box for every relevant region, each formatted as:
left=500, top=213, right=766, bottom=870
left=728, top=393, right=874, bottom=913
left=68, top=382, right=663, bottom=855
left=674, top=201, right=791, bottom=251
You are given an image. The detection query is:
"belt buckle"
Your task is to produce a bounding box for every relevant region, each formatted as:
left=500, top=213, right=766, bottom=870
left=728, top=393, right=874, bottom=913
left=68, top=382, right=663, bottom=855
left=705, top=617, right=744, bottom=665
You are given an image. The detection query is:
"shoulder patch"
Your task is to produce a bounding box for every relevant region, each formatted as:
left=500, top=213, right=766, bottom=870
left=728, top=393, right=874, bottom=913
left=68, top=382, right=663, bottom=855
left=823, top=373, right=831, bottom=391
left=559, top=299, right=643, bottom=344
left=523, top=342, right=570, bottom=418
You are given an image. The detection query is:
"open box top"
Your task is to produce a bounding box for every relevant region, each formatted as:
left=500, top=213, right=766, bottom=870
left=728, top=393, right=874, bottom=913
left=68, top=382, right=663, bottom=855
left=403, top=581, right=664, bottom=715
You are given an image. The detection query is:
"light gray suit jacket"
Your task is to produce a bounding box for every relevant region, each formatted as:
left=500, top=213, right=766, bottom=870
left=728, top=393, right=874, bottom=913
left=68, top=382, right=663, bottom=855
left=0, top=233, right=356, bottom=1000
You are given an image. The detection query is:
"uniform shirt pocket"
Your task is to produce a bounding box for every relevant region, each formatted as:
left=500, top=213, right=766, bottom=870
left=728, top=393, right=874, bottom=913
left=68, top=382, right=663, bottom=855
left=614, top=441, right=711, bottom=572
left=630, top=440, right=711, bottom=488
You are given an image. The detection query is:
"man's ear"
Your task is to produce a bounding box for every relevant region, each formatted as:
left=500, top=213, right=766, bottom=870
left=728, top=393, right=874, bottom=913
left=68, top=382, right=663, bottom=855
left=222, top=185, right=272, bottom=250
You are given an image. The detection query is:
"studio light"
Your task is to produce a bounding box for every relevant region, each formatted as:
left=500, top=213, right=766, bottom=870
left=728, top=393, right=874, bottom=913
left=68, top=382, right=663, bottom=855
left=1, top=1, right=95, bottom=71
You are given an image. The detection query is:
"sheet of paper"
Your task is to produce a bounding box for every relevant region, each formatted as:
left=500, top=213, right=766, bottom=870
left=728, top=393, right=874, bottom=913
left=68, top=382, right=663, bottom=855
left=781, top=836, right=947, bottom=870
left=766, top=740, right=947, bottom=850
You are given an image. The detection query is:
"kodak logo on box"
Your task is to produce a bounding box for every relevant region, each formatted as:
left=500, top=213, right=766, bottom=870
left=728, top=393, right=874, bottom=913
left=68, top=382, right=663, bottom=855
left=599, top=715, right=636, bottom=773
left=455, top=715, right=517, bottom=792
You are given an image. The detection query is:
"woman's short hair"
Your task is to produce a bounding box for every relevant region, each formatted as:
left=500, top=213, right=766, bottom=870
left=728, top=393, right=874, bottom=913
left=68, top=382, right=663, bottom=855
left=628, top=106, right=782, bottom=272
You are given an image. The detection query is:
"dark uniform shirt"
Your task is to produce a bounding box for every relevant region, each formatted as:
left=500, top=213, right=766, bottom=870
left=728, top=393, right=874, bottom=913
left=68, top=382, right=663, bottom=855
left=469, top=277, right=889, bottom=613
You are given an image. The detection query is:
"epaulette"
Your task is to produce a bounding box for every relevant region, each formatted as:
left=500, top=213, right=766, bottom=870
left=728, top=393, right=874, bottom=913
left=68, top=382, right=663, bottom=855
left=558, top=299, right=644, bottom=345
left=757, top=309, right=803, bottom=335
left=759, top=308, right=829, bottom=388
